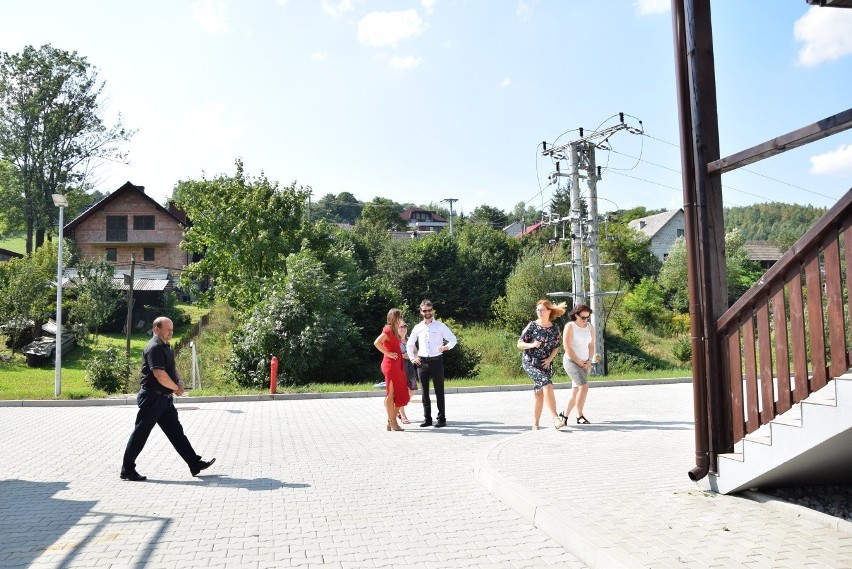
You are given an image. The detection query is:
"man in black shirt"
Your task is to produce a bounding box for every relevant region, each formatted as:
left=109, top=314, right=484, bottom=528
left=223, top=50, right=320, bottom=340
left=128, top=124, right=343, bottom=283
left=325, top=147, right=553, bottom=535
left=120, top=317, right=215, bottom=481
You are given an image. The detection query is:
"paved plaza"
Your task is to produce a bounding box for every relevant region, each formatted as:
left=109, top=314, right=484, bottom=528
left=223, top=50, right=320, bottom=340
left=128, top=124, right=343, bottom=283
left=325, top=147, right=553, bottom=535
left=1, top=382, right=851, bottom=568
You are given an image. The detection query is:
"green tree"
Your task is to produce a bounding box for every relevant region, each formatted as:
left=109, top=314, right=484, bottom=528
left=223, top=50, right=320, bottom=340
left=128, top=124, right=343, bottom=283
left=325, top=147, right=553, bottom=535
left=493, top=245, right=573, bottom=333
left=469, top=205, right=508, bottom=229
left=622, top=277, right=666, bottom=327
left=454, top=223, right=521, bottom=321
left=0, top=44, right=133, bottom=253
left=67, top=257, right=124, bottom=342
left=173, top=160, right=310, bottom=312
left=228, top=252, right=361, bottom=386
left=0, top=243, right=57, bottom=353
left=312, top=191, right=361, bottom=224
left=356, top=197, right=406, bottom=231
left=600, top=223, right=661, bottom=287
left=508, top=201, right=541, bottom=225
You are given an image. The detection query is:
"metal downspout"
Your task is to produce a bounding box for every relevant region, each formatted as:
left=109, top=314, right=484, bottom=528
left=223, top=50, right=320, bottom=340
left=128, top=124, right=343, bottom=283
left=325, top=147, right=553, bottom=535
left=672, top=0, right=709, bottom=481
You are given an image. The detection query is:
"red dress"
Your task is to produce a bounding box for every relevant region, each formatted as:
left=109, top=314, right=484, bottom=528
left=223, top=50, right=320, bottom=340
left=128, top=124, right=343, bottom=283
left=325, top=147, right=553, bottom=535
left=380, top=325, right=411, bottom=408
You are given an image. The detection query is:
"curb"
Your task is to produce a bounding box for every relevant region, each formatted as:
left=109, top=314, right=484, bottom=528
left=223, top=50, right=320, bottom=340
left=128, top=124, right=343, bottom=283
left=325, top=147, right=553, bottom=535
left=0, top=377, right=692, bottom=407
left=742, top=490, right=852, bottom=536
left=474, top=431, right=648, bottom=569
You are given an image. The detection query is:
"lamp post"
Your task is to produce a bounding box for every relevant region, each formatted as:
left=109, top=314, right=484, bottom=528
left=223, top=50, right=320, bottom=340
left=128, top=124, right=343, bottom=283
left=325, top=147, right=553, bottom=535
left=52, top=193, right=68, bottom=397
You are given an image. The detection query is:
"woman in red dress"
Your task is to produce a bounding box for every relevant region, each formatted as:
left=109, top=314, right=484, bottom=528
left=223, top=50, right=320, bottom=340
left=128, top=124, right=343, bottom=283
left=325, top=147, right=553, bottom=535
left=373, top=308, right=411, bottom=431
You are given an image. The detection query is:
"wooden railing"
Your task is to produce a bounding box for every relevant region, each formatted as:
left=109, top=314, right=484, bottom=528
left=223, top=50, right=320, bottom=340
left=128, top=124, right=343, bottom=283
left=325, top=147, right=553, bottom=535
left=715, top=189, right=852, bottom=446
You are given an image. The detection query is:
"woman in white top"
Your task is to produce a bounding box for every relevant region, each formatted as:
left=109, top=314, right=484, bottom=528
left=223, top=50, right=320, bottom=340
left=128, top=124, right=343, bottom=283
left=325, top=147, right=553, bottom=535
left=560, top=304, right=595, bottom=425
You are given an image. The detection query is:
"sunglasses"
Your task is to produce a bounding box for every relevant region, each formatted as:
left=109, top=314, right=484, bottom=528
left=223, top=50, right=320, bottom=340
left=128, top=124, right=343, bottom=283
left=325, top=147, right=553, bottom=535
left=578, top=315, right=590, bottom=321
left=399, top=324, right=408, bottom=328
left=421, top=309, right=433, bottom=313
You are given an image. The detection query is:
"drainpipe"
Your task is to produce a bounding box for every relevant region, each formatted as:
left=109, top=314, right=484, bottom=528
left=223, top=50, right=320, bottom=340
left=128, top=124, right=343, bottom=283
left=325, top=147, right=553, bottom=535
left=672, top=0, right=709, bottom=481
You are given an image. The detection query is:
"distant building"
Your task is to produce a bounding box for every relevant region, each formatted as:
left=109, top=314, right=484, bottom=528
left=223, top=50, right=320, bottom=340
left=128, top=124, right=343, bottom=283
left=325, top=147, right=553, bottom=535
left=628, top=209, right=685, bottom=261
left=0, top=247, right=23, bottom=262
left=743, top=240, right=783, bottom=270
left=64, top=181, right=191, bottom=272
left=399, top=207, right=447, bottom=233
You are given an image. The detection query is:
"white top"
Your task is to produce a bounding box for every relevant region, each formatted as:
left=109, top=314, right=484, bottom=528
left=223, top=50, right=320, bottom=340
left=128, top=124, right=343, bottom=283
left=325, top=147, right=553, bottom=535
left=406, top=319, right=457, bottom=359
left=566, top=321, right=593, bottom=361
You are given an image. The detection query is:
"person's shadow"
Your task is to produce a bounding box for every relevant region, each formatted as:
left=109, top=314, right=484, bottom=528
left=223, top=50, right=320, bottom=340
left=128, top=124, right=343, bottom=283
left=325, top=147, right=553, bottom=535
left=145, top=475, right=309, bottom=491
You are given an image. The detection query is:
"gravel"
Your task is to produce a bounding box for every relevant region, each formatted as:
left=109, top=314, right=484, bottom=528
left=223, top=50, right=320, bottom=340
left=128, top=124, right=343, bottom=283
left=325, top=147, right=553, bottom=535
left=762, top=485, right=852, bottom=522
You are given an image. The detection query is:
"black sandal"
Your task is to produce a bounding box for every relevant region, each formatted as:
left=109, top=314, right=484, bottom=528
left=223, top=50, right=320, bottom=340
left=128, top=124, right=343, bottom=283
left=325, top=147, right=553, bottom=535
left=576, top=415, right=591, bottom=424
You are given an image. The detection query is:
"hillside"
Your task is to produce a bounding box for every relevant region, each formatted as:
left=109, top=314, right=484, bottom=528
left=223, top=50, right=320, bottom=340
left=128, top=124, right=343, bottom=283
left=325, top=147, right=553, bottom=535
left=724, top=202, right=827, bottom=245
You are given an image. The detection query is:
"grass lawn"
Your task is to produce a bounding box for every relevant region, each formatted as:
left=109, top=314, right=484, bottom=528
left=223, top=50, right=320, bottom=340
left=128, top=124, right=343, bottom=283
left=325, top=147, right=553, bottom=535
left=0, top=309, right=209, bottom=400
left=1, top=302, right=691, bottom=400
left=0, top=235, right=26, bottom=255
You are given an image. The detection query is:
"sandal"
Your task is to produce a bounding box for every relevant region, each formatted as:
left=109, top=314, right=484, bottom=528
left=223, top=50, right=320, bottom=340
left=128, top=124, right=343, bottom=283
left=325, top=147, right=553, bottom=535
left=576, top=415, right=591, bottom=424
left=400, top=416, right=410, bottom=424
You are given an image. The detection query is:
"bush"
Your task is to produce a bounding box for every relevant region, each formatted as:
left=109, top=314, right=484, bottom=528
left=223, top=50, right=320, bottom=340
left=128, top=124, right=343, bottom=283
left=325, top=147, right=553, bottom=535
left=86, top=346, right=131, bottom=393
left=145, top=292, right=190, bottom=328
left=440, top=319, right=482, bottom=379
left=228, top=253, right=362, bottom=387
left=672, top=337, right=692, bottom=364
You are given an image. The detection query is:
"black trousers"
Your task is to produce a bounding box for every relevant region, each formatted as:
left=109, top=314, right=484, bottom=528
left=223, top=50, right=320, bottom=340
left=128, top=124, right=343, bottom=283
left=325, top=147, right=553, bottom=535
left=122, top=388, right=201, bottom=473
left=417, top=356, right=445, bottom=421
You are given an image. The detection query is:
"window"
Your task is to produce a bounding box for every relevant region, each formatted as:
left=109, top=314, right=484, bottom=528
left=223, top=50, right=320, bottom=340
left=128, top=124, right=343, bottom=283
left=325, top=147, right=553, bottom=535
left=134, top=215, right=155, bottom=230
left=106, top=216, right=128, bottom=241
left=144, top=248, right=155, bottom=262
left=677, top=229, right=685, bottom=237
left=106, top=248, right=117, bottom=262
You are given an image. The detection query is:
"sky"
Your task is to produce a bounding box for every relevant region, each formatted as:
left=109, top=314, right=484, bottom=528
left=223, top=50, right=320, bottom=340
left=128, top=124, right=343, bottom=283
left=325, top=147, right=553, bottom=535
left=1, top=0, right=851, bottom=217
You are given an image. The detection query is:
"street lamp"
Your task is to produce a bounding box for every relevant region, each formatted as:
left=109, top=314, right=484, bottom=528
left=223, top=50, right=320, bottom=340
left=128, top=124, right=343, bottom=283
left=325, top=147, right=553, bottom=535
left=52, top=193, right=68, bottom=397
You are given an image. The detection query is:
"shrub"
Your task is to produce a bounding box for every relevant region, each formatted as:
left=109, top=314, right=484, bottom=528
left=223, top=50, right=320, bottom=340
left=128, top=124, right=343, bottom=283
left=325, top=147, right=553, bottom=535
left=440, top=319, right=482, bottom=379
left=86, top=346, right=131, bottom=393
left=672, top=337, right=692, bottom=364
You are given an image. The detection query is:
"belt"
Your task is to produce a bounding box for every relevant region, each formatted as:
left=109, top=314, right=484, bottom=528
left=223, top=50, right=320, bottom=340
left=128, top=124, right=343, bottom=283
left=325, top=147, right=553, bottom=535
left=421, top=355, right=443, bottom=361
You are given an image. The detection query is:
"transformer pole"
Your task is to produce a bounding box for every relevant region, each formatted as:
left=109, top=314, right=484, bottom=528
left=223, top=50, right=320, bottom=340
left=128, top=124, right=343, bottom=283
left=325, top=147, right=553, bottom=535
left=584, top=145, right=606, bottom=374
left=442, top=198, right=458, bottom=238
left=568, top=143, right=584, bottom=307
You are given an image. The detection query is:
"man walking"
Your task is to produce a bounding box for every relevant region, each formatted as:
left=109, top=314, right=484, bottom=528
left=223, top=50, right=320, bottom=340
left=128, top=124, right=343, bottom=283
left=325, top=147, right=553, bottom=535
left=120, top=317, right=215, bottom=481
left=406, top=300, right=457, bottom=427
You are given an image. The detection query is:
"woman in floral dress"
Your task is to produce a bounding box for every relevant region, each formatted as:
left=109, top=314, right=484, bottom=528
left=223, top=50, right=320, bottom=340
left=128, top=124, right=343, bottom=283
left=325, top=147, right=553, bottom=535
left=517, top=299, right=567, bottom=430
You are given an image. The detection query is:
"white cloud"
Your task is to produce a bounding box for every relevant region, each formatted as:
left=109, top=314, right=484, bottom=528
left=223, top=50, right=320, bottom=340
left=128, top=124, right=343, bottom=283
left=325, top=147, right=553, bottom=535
left=516, top=0, right=539, bottom=22
left=794, top=7, right=852, bottom=67
left=311, top=51, right=329, bottom=61
left=358, top=10, right=425, bottom=48
left=390, top=55, right=422, bottom=71
left=500, top=77, right=511, bottom=88
left=422, top=0, right=436, bottom=15
left=634, top=0, right=669, bottom=16
left=180, top=101, right=246, bottom=148
left=810, top=144, right=852, bottom=176
left=321, top=0, right=359, bottom=19
left=192, top=0, right=229, bottom=34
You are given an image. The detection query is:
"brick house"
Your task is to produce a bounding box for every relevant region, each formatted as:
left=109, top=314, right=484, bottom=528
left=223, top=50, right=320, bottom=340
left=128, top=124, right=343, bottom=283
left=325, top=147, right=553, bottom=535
left=64, top=181, right=190, bottom=272
left=628, top=209, right=685, bottom=261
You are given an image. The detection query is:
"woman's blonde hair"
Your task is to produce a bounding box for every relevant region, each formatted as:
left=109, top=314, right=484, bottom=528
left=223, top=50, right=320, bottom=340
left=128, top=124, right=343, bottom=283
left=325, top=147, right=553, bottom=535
left=537, top=299, right=567, bottom=322
left=386, top=308, right=403, bottom=339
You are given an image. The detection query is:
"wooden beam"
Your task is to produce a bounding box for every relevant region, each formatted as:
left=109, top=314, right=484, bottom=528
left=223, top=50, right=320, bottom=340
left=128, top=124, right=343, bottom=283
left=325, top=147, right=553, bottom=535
left=707, top=108, right=852, bottom=175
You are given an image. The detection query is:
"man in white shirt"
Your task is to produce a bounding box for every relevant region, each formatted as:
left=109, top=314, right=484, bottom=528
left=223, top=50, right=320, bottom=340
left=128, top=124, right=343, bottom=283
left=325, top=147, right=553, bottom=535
left=406, top=299, right=457, bottom=427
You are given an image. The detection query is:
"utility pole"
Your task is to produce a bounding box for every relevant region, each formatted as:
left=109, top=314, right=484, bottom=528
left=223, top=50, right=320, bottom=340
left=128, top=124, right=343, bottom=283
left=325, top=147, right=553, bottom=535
left=125, top=254, right=135, bottom=358
left=442, top=198, right=458, bottom=238
left=540, top=113, right=644, bottom=375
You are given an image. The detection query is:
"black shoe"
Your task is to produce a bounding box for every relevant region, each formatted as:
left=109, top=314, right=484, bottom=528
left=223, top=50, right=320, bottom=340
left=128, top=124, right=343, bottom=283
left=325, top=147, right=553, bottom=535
left=190, top=458, right=216, bottom=476
left=120, top=470, right=147, bottom=482
left=420, top=419, right=433, bottom=427
left=434, top=419, right=446, bottom=428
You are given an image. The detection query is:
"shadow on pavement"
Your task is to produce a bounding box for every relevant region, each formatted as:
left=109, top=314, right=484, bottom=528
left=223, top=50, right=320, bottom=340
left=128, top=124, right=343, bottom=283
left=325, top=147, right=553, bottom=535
left=557, top=419, right=693, bottom=431
left=0, top=479, right=170, bottom=568
left=406, top=421, right=532, bottom=437
left=147, top=475, right=309, bottom=490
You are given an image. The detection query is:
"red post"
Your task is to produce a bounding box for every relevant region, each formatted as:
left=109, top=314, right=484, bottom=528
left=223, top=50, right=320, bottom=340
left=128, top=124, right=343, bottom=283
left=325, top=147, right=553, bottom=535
left=270, top=356, right=278, bottom=394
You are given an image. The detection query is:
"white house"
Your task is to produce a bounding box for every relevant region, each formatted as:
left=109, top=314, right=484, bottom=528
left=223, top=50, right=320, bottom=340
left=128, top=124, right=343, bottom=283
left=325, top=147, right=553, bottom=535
left=628, top=209, right=685, bottom=261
